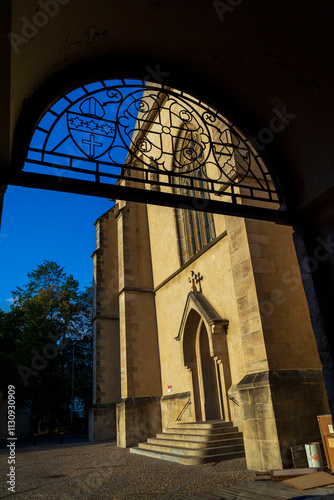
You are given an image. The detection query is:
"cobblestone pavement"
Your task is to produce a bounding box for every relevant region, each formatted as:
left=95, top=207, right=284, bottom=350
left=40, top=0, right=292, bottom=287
left=0, top=439, right=256, bottom=499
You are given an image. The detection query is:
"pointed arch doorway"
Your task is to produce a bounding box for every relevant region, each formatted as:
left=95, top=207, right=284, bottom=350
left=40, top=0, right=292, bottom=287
left=176, top=292, right=231, bottom=422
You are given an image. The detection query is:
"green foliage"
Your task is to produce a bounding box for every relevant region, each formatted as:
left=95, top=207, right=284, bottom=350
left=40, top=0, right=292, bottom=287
left=0, top=260, right=93, bottom=433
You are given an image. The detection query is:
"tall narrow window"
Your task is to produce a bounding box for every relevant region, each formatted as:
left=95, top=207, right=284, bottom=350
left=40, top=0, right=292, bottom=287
left=175, top=134, right=216, bottom=264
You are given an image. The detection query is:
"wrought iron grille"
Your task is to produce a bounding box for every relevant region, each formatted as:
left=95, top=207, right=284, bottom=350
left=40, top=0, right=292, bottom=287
left=20, top=79, right=287, bottom=221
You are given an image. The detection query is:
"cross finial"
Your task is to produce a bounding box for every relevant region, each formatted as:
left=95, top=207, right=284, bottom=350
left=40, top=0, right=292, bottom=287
left=189, top=270, right=197, bottom=292
left=189, top=271, right=203, bottom=292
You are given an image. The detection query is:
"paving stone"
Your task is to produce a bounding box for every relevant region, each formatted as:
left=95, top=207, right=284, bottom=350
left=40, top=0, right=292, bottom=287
left=2, top=439, right=334, bottom=499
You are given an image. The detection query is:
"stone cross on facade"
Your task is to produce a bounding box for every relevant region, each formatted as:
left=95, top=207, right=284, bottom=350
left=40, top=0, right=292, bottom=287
left=189, top=270, right=203, bottom=292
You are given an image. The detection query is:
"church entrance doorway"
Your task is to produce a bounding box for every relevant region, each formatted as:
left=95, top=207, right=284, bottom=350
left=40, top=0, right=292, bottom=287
left=196, top=320, right=222, bottom=421
left=182, top=308, right=227, bottom=423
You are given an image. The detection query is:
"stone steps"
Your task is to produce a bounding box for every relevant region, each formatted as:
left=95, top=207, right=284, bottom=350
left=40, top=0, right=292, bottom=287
left=130, top=446, right=246, bottom=465
left=164, top=427, right=240, bottom=436
left=138, top=441, right=245, bottom=456
left=173, top=420, right=234, bottom=428
left=155, top=431, right=243, bottom=442
left=130, top=420, right=245, bottom=465
left=147, top=436, right=244, bottom=449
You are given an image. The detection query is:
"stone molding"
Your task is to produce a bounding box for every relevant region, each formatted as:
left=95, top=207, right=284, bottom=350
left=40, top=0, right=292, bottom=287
left=90, top=402, right=117, bottom=410
left=92, top=315, right=119, bottom=321
left=237, top=369, right=324, bottom=390
left=118, top=287, right=154, bottom=296
left=154, top=230, right=227, bottom=293
left=175, top=291, right=228, bottom=342
left=118, top=396, right=161, bottom=405
left=161, top=391, right=191, bottom=401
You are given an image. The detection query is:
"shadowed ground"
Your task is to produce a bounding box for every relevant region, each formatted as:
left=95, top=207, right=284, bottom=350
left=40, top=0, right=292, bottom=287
left=0, top=439, right=255, bottom=498
left=2, top=439, right=334, bottom=499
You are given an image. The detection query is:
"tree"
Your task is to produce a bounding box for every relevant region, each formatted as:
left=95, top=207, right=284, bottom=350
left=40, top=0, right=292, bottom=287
left=0, top=260, right=93, bottom=434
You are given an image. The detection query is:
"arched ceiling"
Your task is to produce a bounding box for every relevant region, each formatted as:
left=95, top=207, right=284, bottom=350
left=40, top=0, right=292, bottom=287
left=1, top=0, right=334, bottom=220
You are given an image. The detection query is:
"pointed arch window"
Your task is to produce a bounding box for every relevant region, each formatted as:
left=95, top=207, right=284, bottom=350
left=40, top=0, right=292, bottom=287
left=175, top=133, right=216, bottom=263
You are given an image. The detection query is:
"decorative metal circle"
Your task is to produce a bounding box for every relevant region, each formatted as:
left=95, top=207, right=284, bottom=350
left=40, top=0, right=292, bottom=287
left=23, top=79, right=282, bottom=209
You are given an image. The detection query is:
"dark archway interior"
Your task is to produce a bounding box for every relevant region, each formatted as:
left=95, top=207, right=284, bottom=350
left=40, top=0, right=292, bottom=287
left=183, top=309, right=202, bottom=421
left=183, top=310, right=221, bottom=422
left=199, top=322, right=221, bottom=421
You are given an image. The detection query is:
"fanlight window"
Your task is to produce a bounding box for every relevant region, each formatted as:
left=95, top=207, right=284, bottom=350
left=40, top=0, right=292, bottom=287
left=20, top=79, right=286, bottom=221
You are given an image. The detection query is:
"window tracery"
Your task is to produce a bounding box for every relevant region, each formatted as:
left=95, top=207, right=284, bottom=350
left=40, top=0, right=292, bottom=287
left=174, top=132, right=216, bottom=263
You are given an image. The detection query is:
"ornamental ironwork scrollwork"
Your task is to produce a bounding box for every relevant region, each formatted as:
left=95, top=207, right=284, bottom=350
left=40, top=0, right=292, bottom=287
left=24, top=80, right=282, bottom=208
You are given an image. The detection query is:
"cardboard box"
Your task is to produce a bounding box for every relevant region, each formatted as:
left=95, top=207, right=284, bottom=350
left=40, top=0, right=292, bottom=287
left=324, top=435, right=334, bottom=472
left=318, top=414, right=334, bottom=467
left=271, top=468, right=318, bottom=481
left=283, top=470, right=334, bottom=490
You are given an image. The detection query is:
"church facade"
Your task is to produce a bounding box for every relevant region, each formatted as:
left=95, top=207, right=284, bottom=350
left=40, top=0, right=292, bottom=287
left=89, top=89, right=329, bottom=471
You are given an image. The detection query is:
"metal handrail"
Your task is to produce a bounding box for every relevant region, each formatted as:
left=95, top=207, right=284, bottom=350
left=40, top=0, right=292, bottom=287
left=227, top=394, right=240, bottom=407
left=175, top=398, right=191, bottom=422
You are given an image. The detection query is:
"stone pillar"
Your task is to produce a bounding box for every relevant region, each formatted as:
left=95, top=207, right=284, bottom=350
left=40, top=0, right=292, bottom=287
left=211, top=323, right=232, bottom=422
left=226, top=216, right=269, bottom=374
left=237, top=369, right=329, bottom=470
left=226, top=215, right=280, bottom=470
left=226, top=215, right=329, bottom=470
left=89, top=207, right=121, bottom=441
left=116, top=202, right=162, bottom=447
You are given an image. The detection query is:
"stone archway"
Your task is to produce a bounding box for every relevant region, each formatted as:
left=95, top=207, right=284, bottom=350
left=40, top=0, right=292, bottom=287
left=196, top=319, right=222, bottom=421
left=176, top=292, right=231, bottom=422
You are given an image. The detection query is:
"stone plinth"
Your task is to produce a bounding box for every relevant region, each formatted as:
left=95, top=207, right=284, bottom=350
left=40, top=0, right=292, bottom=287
left=237, top=369, right=329, bottom=471
left=160, top=391, right=194, bottom=431
left=89, top=403, right=117, bottom=441
left=117, top=397, right=161, bottom=448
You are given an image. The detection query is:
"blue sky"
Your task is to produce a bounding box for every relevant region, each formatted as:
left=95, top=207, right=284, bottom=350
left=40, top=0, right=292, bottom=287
left=0, top=186, right=113, bottom=311
left=0, top=80, right=144, bottom=312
